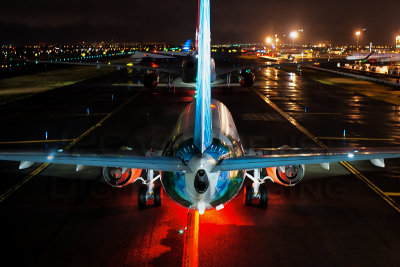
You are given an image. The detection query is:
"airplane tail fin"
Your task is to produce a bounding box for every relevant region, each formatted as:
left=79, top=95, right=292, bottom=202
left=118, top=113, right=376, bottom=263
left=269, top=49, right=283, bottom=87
left=195, top=0, right=200, bottom=51
left=194, top=0, right=212, bottom=153
left=182, top=39, right=192, bottom=52
left=364, top=52, right=374, bottom=61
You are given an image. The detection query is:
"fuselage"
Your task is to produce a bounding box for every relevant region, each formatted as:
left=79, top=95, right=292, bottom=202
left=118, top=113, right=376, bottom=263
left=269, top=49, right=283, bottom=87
left=161, top=99, right=245, bottom=213
left=181, top=54, right=217, bottom=84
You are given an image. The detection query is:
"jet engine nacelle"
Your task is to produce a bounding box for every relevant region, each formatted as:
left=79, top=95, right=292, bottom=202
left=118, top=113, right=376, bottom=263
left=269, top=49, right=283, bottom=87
left=102, top=167, right=142, bottom=187
left=143, top=71, right=159, bottom=89
left=239, top=71, right=255, bottom=87
left=266, top=165, right=305, bottom=186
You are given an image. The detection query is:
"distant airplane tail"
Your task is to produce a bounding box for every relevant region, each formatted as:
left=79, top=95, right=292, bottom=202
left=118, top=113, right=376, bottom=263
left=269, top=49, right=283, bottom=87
left=195, top=0, right=200, bottom=51
left=194, top=0, right=212, bottom=153
left=363, top=52, right=374, bottom=61
left=182, top=39, right=192, bottom=52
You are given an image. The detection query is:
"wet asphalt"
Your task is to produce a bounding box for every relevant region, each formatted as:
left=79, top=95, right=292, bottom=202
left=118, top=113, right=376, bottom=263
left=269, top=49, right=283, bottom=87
left=1, top=67, right=400, bottom=266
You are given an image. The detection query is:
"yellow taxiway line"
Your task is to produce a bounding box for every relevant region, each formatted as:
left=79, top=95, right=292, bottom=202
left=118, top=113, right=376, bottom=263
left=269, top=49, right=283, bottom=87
left=252, top=87, right=400, bottom=214
left=316, top=137, right=395, bottom=141
left=298, top=112, right=342, bottom=115
left=0, top=139, right=74, bottom=145
left=0, top=163, right=50, bottom=203
left=385, top=192, right=400, bottom=197
left=341, top=161, right=400, bottom=213
left=51, top=113, right=109, bottom=117
left=0, top=89, right=144, bottom=204
left=182, top=210, right=199, bottom=267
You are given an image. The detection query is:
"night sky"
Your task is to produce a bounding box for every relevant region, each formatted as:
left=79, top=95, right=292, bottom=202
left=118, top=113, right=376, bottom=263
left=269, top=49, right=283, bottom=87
left=1, top=0, right=399, bottom=45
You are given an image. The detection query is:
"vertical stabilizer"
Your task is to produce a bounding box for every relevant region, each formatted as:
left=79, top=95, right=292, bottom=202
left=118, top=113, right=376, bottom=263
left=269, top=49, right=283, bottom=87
left=194, top=0, right=212, bottom=153
left=195, top=0, right=200, bottom=51
left=182, top=39, right=192, bottom=52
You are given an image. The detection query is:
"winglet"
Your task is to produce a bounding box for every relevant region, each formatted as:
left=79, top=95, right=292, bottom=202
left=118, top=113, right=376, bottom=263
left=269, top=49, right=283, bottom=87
left=19, top=161, right=34, bottom=170
left=370, top=158, right=385, bottom=168
left=76, top=164, right=84, bottom=172
left=320, top=162, right=330, bottom=170
left=363, top=52, right=374, bottom=61
left=195, top=0, right=200, bottom=51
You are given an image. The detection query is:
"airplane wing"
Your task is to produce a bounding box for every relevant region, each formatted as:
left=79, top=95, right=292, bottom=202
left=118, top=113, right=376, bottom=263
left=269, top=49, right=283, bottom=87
left=1, top=148, right=399, bottom=174
left=216, top=53, right=375, bottom=76
left=216, top=61, right=317, bottom=76
left=132, top=51, right=177, bottom=59
left=31, top=60, right=181, bottom=76
left=213, top=148, right=400, bottom=172
left=148, top=51, right=191, bottom=57
left=0, top=152, right=190, bottom=172
left=216, top=65, right=263, bottom=76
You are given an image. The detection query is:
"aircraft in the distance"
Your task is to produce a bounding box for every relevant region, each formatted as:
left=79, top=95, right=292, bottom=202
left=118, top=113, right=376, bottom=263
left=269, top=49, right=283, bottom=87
left=2, top=0, right=400, bottom=214
left=346, top=51, right=400, bottom=63
left=31, top=2, right=271, bottom=91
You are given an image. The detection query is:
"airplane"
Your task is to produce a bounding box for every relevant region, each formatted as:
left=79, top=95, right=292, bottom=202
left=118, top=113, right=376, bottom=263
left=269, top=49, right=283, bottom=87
left=2, top=0, right=400, bottom=215
left=346, top=51, right=400, bottom=63
left=30, top=3, right=272, bottom=92
left=33, top=40, right=255, bottom=92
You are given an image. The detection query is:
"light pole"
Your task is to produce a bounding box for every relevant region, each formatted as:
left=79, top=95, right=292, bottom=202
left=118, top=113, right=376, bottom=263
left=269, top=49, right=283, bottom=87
left=396, top=35, right=400, bottom=52
left=266, top=37, right=272, bottom=51
left=275, top=38, right=279, bottom=52
left=355, top=31, right=361, bottom=51
left=290, top=31, right=298, bottom=50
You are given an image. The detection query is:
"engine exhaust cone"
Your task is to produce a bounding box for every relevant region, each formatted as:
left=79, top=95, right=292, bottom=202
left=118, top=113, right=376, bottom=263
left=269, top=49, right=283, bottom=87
left=194, top=169, right=209, bottom=193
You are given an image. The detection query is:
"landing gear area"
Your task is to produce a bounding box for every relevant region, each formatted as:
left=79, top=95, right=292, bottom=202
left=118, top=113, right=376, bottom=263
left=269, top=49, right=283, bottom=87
left=134, top=170, right=162, bottom=209
left=163, top=86, right=176, bottom=94
left=163, top=74, right=176, bottom=95
left=223, top=73, right=233, bottom=94
left=222, top=86, right=233, bottom=94
left=244, top=169, right=272, bottom=209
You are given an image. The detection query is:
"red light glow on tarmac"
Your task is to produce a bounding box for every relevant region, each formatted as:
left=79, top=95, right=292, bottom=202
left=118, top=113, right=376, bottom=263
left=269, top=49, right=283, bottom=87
left=182, top=191, right=257, bottom=267
left=200, top=201, right=254, bottom=226
left=182, top=210, right=199, bottom=267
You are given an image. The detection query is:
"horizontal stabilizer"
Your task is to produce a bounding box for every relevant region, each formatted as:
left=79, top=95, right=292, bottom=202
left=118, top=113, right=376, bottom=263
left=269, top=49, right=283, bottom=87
left=0, top=152, right=190, bottom=173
